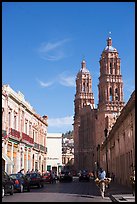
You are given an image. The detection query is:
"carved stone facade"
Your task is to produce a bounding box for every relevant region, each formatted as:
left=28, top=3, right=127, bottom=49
left=73, top=60, right=95, bottom=171
left=78, top=105, right=97, bottom=171
left=96, top=36, right=125, bottom=149
left=73, top=36, right=135, bottom=186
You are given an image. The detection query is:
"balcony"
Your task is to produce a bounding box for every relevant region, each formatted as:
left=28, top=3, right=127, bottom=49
left=34, top=142, right=40, bottom=151
left=9, top=128, right=21, bottom=141
left=22, top=132, right=34, bottom=146
left=40, top=144, right=45, bottom=152
left=40, top=145, right=47, bottom=154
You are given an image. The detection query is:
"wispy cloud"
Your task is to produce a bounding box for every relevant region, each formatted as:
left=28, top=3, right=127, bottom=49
left=59, top=74, right=76, bottom=87
left=37, top=72, right=76, bottom=88
left=38, top=39, right=71, bottom=61
left=36, top=78, right=53, bottom=87
left=48, top=116, right=74, bottom=127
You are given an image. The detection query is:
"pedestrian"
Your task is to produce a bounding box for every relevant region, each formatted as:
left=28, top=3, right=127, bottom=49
left=98, top=167, right=106, bottom=180
left=111, top=172, right=115, bottom=181
left=51, top=171, right=56, bottom=183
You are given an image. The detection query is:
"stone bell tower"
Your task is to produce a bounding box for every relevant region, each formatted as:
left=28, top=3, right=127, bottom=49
left=96, top=35, right=125, bottom=163
left=98, top=36, right=125, bottom=114
left=74, top=59, right=95, bottom=118
left=73, top=59, right=95, bottom=170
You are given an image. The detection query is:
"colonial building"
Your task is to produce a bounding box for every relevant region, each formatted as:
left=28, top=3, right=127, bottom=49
left=2, top=84, right=48, bottom=174
left=101, top=90, right=135, bottom=186
left=46, top=133, right=62, bottom=175
left=73, top=35, right=135, bottom=186
left=62, top=136, right=74, bottom=169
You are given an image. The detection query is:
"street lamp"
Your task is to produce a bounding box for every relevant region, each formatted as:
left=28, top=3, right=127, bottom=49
left=104, top=128, right=108, bottom=177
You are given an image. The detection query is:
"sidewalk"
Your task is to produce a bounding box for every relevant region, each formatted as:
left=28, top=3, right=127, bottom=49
left=105, top=181, right=135, bottom=202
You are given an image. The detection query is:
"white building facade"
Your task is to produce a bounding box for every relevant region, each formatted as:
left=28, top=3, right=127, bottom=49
left=46, top=133, right=62, bottom=175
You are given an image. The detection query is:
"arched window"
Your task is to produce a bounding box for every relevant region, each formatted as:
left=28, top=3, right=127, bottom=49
left=83, top=82, right=85, bottom=92
left=110, top=62, right=113, bottom=74
left=115, top=88, right=119, bottom=100
left=109, top=87, right=112, bottom=101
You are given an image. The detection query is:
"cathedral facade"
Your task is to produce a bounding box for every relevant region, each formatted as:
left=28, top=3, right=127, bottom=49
left=73, top=36, right=135, bottom=186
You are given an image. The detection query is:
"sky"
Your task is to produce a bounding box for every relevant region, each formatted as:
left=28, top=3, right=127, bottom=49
left=2, top=2, right=135, bottom=133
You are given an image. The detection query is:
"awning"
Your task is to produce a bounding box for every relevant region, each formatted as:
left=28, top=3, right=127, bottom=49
left=2, top=153, right=14, bottom=165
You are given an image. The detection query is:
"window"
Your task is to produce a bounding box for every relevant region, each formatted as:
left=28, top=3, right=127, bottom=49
left=110, top=62, right=113, bottom=74
left=29, top=122, right=32, bottom=136
left=8, top=112, right=11, bottom=128
left=83, top=82, right=85, bottom=92
left=115, top=88, right=119, bottom=100
left=109, top=87, right=112, bottom=101
left=14, top=115, right=17, bottom=130
left=33, top=130, right=35, bottom=140
left=25, top=121, right=27, bottom=134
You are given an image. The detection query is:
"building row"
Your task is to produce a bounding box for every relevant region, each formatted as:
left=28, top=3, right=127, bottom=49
left=2, top=84, right=62, bottom=175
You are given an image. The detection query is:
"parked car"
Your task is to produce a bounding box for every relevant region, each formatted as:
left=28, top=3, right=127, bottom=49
left=59, top=170, right=73, bottom=182
left=79, top=170, right=90, bottom=182
left=42, top=171, right=54, bottom=184
left=2, top=170, right=14, bottom=198
left=25, top=172, right=44, bottom=188
left=9, top=173, right=30, bottom=192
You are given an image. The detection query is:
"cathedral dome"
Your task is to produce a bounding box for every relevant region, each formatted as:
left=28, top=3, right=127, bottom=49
left=77, top=59, right=90, bottom=76
left=104, top=45, right=117, bottom=52
left=104, top=37, right=117, bottom=52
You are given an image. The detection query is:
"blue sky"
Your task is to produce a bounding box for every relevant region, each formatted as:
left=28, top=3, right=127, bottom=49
left=2, top=2, right=135, bottom=133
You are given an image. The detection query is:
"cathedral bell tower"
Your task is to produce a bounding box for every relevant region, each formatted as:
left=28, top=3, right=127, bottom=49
left=98, top=36, right=125, bottom=114
left=73, top=60, right=95, bottom=171
left=74, top=59, right=95, bottom=119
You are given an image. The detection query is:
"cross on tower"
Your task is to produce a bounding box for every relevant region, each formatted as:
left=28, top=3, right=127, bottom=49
left=108, top=31, right=112, bottom=38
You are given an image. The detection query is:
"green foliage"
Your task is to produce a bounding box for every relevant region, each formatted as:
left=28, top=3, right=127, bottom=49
left=62, top=130, right=74, bottom=139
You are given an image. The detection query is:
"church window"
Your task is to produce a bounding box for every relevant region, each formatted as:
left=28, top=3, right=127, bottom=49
left=110, top=62, right=112, bottom=74
left=83, top=82, right=85, bottom=92
left=115, top=88, right=119, bottom=100
left=109, top=87, right=112, bottom=101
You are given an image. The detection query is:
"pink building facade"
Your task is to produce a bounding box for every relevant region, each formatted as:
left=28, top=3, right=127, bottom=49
left=2, top=84, right=48, bottom=174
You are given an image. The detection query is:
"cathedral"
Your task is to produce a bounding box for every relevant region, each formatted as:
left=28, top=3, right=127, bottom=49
left=73, top=35, right=134, bottom=182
